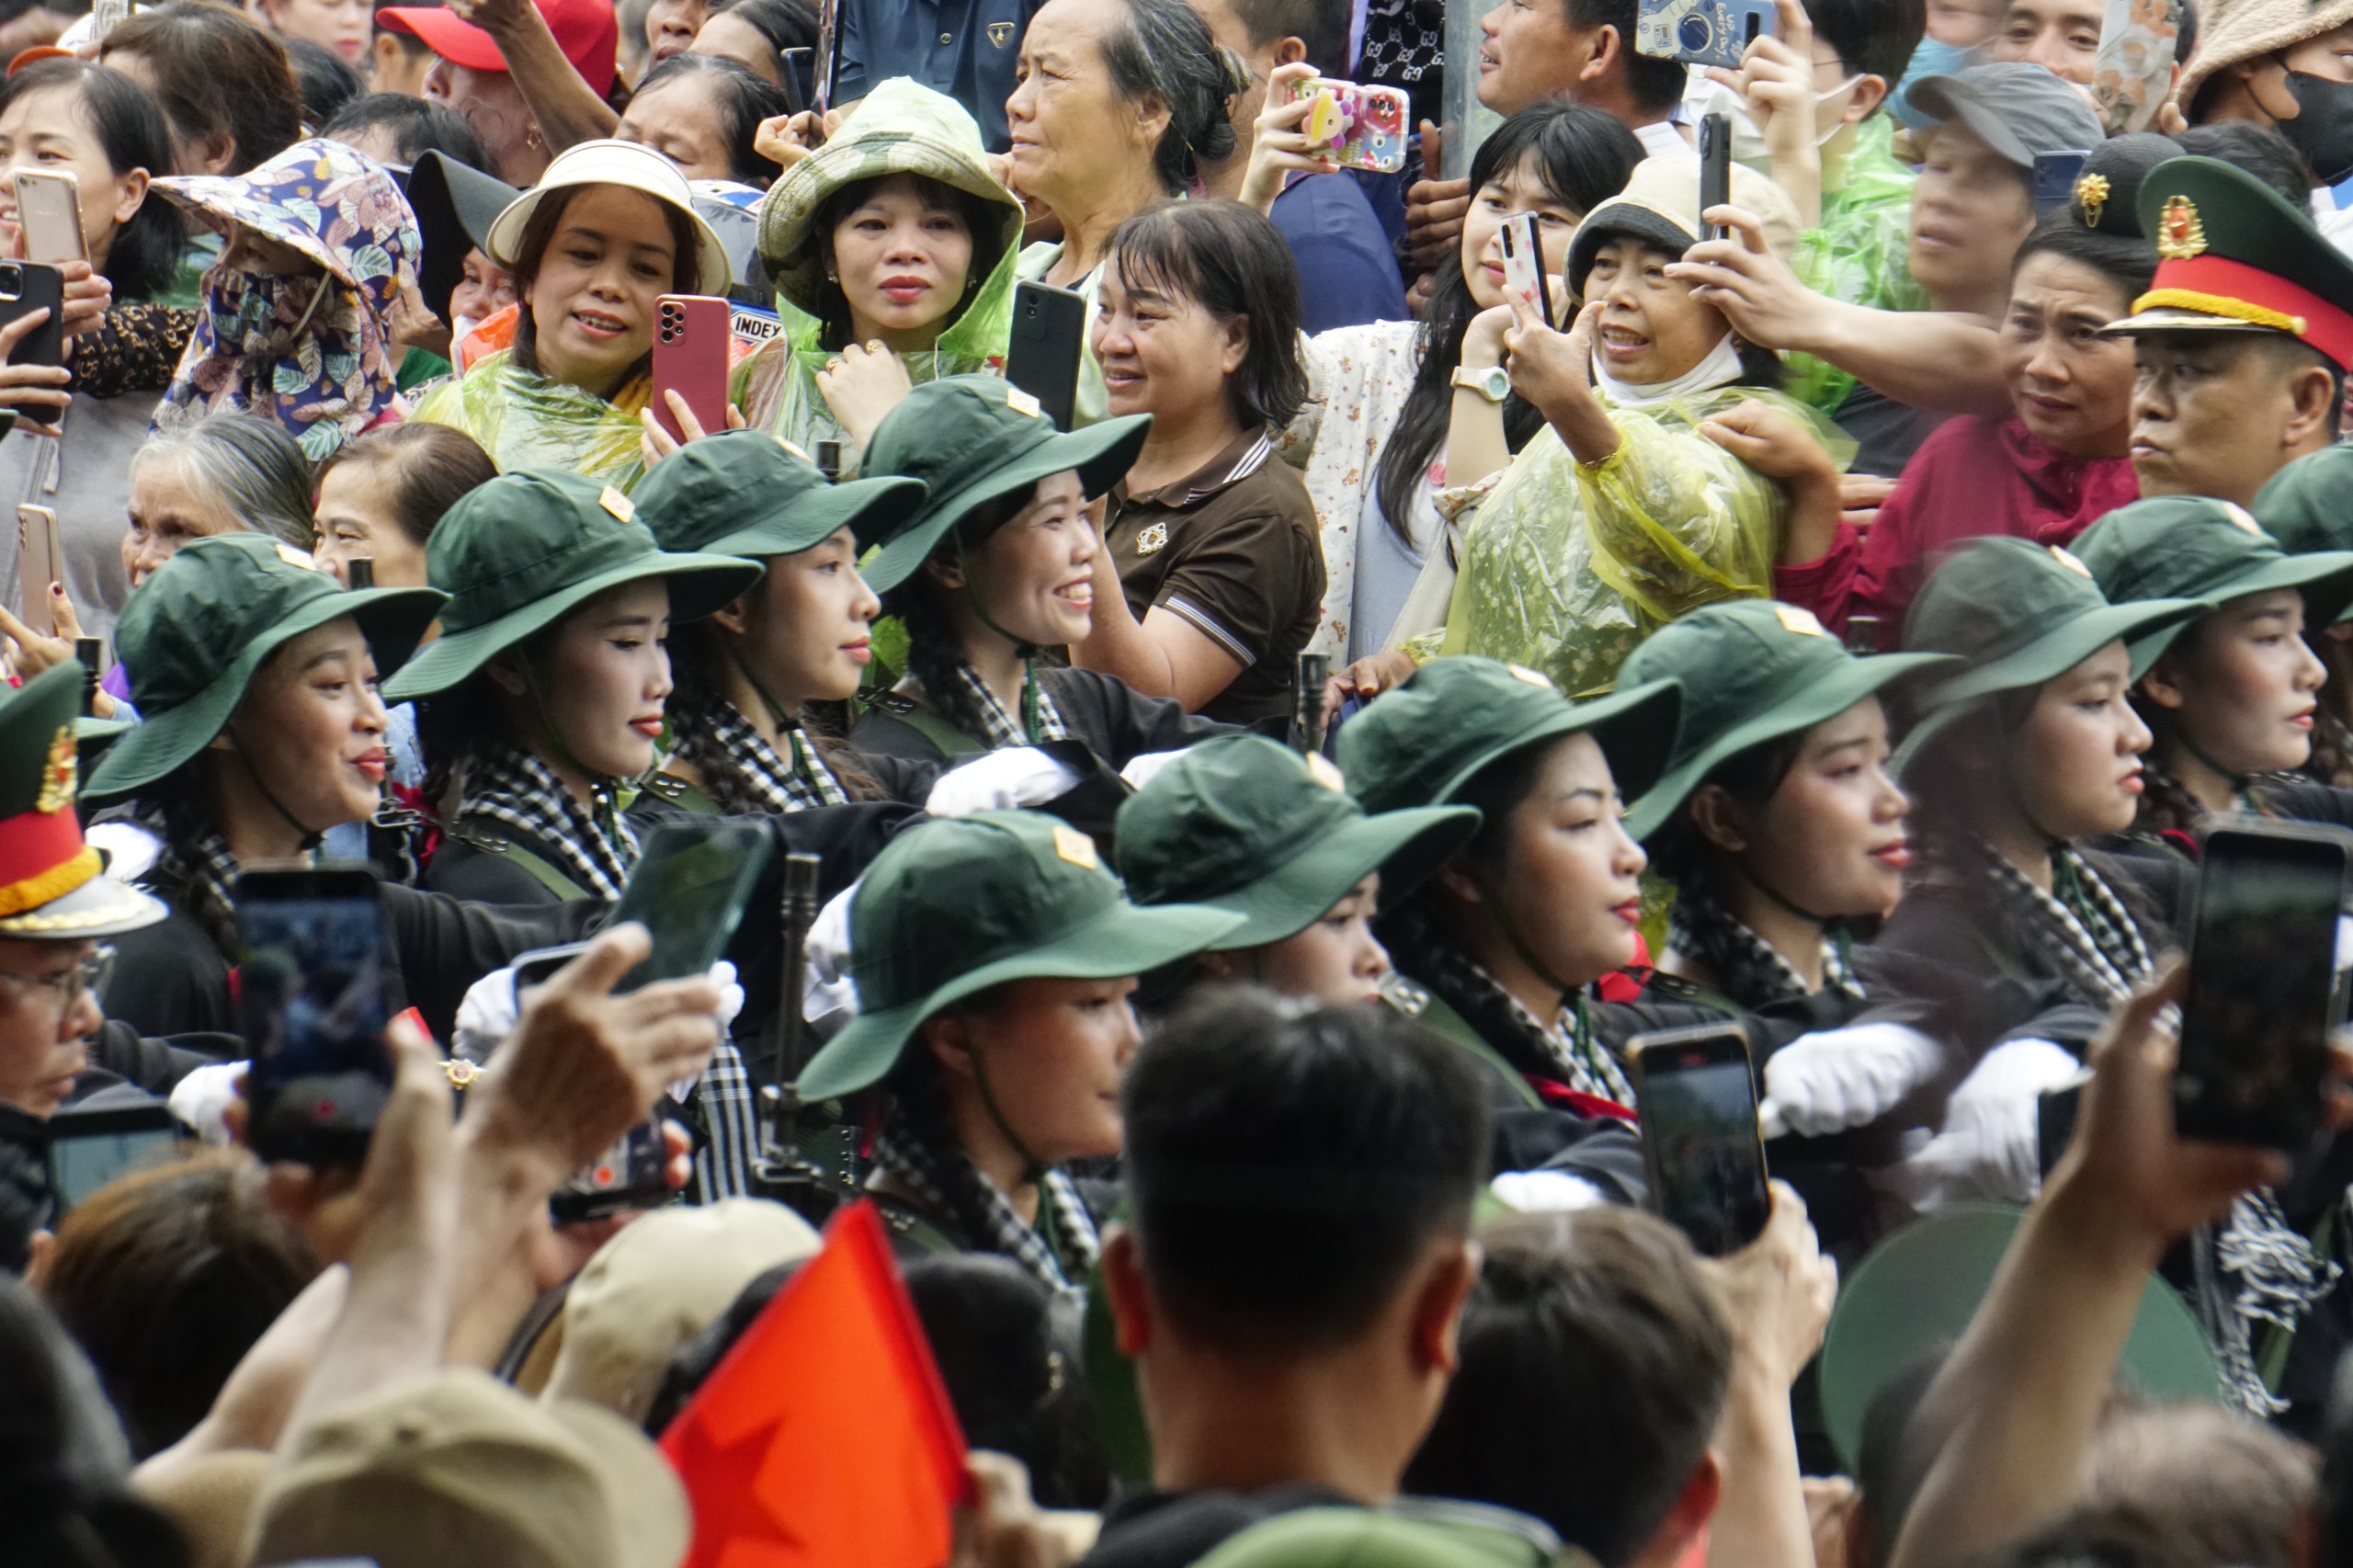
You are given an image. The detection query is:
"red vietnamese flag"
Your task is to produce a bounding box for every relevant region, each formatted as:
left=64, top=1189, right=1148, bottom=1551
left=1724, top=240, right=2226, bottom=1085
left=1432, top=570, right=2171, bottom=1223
left=660, top=1199, right=973, bottom=1568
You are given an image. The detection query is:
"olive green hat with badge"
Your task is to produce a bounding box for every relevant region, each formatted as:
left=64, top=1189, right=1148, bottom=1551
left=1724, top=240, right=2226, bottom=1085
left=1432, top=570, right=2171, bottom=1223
left=858, top=375, right=1151, bottom=597
left=1616, top=601, right=1952, bottom=842
left=2072, top=496, right=2353, bottom=651
left=85, top=535, right=448, bottom=801
left=631, top=430, right=927, bottom=562
left=1115, top=734, right=1480, bottom=949
left=1335, top=657, right=1683, bottom=820
left=2254, top=445, right=2353, bottom=581
left=383, top=472, right=764, bottom=701
left=0, top=664, right=166, bottom=938
left=796, top=810, right=1244, bottom=1101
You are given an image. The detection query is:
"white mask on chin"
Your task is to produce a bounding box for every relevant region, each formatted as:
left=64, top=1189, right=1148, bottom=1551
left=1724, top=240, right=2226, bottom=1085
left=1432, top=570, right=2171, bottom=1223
left=1813, top=74, right=1866, bottom=144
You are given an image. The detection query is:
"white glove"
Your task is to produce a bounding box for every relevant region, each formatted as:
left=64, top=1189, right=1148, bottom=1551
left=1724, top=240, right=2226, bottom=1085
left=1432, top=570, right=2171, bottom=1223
left=85, top=820, right=163, bottom=885
left=1893, top=1037, right=2086, bottom=1210
left=1761, top=1023, right=1943, bottom=1138
left=804, top=881, right=860, bottom=1032
left=167, top=1061, right=245, bottom=1146
left=1489, top=1170, right=1608, bottom=1212
left=454, top=956, right=747, bottom=1072
left=926, top=746, right=1085, bottom=817
left=1120, top=750, right=1189, bottom=792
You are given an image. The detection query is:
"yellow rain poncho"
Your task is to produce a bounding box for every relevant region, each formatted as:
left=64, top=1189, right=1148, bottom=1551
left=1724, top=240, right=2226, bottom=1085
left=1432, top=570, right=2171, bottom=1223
left=409, top=348, right=651, bottom=491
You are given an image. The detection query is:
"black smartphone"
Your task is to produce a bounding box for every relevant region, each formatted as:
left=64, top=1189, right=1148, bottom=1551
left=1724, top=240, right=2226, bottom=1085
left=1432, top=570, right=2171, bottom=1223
left=551, top=1119, right=672, bottom=1223
left=0, top=260, right=63, bottom=368
left=1006, top=279, right=1088, bottom=433
left=2033, top=149, right=2091, bottom=218
left=607, top=817, right=776, bottom=993
left=234, top=865, right=395, bottom=1166
left=1843, top=614, right=1881, bottom=655
left=2174, top=823, right=2349, bottom=1148
left=779, top=45, right=811, bottom=116
left=1699, top=112, right=1733, bottom=242
left=1631, top=1021, right=1771, bottom=1257
left=45, top=1099, right=180, bottom=1213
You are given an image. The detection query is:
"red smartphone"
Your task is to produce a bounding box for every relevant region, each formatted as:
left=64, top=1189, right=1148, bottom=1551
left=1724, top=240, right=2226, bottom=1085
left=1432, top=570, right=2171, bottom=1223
left=653, top=293, right=733, bottom=445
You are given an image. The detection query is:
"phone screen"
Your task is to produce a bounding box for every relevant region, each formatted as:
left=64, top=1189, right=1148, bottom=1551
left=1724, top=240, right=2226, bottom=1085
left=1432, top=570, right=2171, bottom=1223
left=49, top=1122, right=178, bottom=1211
left=551, top=1119, right=671, bottom=1222
left=2032, top=150, right=2091, bottom=217
left=2176, top=828, right=2347, bottom=1148
left=607, top=820, right=775, bottom=993
left=236, top=870, right=394, bottom=1165
left=1637, top=1028, right=1770, bottom=1257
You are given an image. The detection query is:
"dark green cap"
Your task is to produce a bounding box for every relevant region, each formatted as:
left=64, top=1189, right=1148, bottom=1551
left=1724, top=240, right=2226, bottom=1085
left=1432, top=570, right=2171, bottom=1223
left=85, top=535, right=447, bottom=801
left=0, top=664, right=166, bottom=937
left=2254, top=446, right=2353, bottom=582
left=796, top=810, right=1244, bottom=1100
left=858, top=375, right=1151, bottom=596
left=1617, top=600, right=1950, bottom=842
left=2072, top=495, right=2353, bottom=653
left=1334, top=656, right=1682, bottom=820
left=631, top=429, right=927, bottom=562
left=1903, top=537, right=2203, bottom=711
left=382, top=471, right=764, bottom=701
left=1114, top=733, right=1479, bottom=948
left=1192, top=1505, right=1578, bottom=1568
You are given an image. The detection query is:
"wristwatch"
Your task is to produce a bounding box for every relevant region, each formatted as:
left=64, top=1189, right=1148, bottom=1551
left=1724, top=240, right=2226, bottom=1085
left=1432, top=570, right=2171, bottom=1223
left=1450, top=364, right=1510, bottom=403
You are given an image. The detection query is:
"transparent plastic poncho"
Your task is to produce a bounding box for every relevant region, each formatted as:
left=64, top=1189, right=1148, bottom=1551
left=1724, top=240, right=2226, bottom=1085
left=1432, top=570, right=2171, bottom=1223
left=408, top=349, right=652, bottom=492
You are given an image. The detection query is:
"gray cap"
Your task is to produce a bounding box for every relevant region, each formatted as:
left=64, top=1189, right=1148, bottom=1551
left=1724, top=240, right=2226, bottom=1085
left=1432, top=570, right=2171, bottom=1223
left=1908, top=63, right=2105, bottom=168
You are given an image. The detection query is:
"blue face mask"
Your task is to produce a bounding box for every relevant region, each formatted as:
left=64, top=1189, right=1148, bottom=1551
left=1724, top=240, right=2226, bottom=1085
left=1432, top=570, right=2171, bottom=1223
left=1888, top=36, right=1975, bottom=129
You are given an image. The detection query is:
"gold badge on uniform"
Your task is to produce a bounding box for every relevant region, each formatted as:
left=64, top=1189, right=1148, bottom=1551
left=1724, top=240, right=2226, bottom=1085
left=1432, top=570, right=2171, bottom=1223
left=34, top=725, right=73, bottom=814
left=1305, top=752, right=1347, bottom=791
left=2156, top=195, right=2207, bottom=260
left=1052, top=824, right=1099, bottom=869
left=2051, top=544, right=2093, bottom=576
left=1775, top=605, right=1827, bottom=636
left=599, top=486, right=637, bottom=523
left=1506, top=663, right=1554, bottom=689
left=2074, top=172, right=2110, bottom=230
left=1135, top=521, right=1168, bottom=556
left=988, top=20, right=1015, bottom=46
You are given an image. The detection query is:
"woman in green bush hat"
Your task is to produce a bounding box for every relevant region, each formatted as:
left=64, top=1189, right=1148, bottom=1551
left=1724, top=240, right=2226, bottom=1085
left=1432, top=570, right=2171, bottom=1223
left=2071, top=495, right=2353, bottom=840
left=1113, top=733, right=1477, bottom=1009
left=849, top=375, right=1227, bottom=768
left=796, top=809, right=1242, bottom=1278
left=381, top=470, right=761, bottom=903
left=2253, top=446, right=2353, bottom=786
left=76, top=534, right=447, bottom=1036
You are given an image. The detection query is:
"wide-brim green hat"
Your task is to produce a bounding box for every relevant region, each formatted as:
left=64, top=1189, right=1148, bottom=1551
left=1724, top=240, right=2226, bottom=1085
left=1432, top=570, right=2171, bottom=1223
left=1817, top=1203, right=2221, bottom=1470
left=1922, top=597, right=2204, bottom=710
left=2254, top=445, right=2353, bottom=572
left=2070, top=494, right=2353, bottom=658
left=1195, top=804, right=1479, bottom=949
left=859, top=376, right=1151, bottom=597
left=633, top=429, right=928, bottom=561
left=86, top=539, right=446, bottom=801
left=698, top=475, right=927, bottom=560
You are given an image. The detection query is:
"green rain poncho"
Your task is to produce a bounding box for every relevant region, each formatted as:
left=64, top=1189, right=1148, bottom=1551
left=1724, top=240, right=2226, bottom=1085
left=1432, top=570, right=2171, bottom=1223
left=1433, top=381, right=1853, bottom=698
left=409, top=348, right=651, bottom=491
left=737, top=79, right=1025, bottom=461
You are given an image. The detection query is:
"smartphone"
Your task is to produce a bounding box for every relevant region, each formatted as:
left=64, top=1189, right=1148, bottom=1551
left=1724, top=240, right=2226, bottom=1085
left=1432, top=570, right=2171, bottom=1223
left=653, top=294, right=733, bottom=445
left=1498, top=212, right=1553, bottom=329
left=608, top=818, right=776, bottom=993
left=813, top=437, right=843, bottom=480
left=0, top=261, right=65, bottom=368
left=1843, top=614, right=1881, bottom=655
left=1631, top=1022, right=1772, bottom=1257
left=1006, top=279, right=1087, bottom=433
left=2033, top=150, right=2091, bottom=218
left=234, top=865, right=395, bottom=1166
left=11, top=170, right=83, bottom=267
left=1637, top=0, right=1775, bottom=67
left=779, top=45, right=812, bottom=117
left=16, top=503, right=58, bottom=638
left=550, top=1119, right=671, bottom=1222
left=46, top=1100, right=180, bottom=1214
left=1287, top=76, right=1411, bottom=175
left=2093, top=0, right=2183, bottom=135
left=1699, top=112, right=1733, bottom=242
left=2174, top=824, right=2350, bottom=1149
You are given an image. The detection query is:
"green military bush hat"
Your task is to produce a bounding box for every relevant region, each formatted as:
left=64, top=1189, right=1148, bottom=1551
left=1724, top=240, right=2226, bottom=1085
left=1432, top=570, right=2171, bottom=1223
left=0, top=664, right=165, bottom=937
left=85, top=535, right=446, bottom=801
left=1115, top=734, right=1479, bottom=949
left=1617, top=601, right=1950, bottom=842
left=858, top=375, right=1151, bottom=597
left=1903, top=537, right=2202, bottom=712
left=631, top=430, right=927, bottom=562
left=1191, top=1504, right=1576, bottom=1568
left=796, top=810, right=1244, bottom=1101
left=383, top=472, right=762, bottom=701
left=2254, top=446, right=2353, bottom=583
left=2072, top=496, right=2353, bottom=652
left=1335, top=656, right=1682, bottom=820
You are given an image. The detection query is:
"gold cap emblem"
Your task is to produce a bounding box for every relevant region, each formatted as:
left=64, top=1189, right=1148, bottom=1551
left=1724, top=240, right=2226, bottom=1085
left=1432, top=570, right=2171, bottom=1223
left=35, top=724, right=74, bottom=814
left=2221, top=502, right=2265, bottom=536
left=1506, top=663, right=1554, bottom=689
left=2157, top=194, right=2207, bottom=260
left=1305, top=752, right=1347, bottom=791
left=2051, top=545, right=2093, bottom=576
left=1775, top=605, right=1827, bottom=637
left=598, top=486, right=636, bottom=522
left=1052, top=824, right=1099, bottom=869
left=1005, top=387, right=1043, bottom=419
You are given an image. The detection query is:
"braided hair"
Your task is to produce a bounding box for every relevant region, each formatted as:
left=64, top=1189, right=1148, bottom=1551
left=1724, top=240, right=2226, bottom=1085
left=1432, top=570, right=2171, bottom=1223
left=891, top=486, right=1041, bottom=743
left=881, top=1007, right=1033, bottom=1233
left=664, top=619, right=883, bottom=809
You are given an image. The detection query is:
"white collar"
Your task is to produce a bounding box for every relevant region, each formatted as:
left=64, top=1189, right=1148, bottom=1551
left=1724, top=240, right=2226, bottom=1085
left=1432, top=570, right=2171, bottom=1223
left=1590, top=330, right=1747, bottom=406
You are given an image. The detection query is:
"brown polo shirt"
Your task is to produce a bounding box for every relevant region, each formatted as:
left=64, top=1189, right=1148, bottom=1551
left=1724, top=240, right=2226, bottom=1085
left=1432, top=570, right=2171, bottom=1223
left=1102, top=426, right=1326, bottom=731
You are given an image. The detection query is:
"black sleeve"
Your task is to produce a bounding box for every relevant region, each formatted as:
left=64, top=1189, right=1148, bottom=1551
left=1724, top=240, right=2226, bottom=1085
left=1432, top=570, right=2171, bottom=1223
left=845, top=708, right=953, bottom=768
left=1848, top=891, right=2075, bottom=1080
left=1046, top=668, right=1239, bottom=767
left=97, top=909, right=233, bottom=1038
left=0, top=1106, right=50, bottom=1275
left=421, top=839, right=566, bottom=905
left=1496, top=1109, right=1648, bottom=1202
left=86, top=1019, right=233, bottom=1097
left=383, top=884, right=604, bottom=1046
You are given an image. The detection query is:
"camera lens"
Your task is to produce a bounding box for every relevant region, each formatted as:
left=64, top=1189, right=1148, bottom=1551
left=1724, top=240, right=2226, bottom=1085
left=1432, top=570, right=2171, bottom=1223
left=1678, top=11, right=1712, bottom=51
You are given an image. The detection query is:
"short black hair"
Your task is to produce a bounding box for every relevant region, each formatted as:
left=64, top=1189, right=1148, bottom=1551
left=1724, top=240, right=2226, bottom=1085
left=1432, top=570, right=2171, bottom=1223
left=1121, top=989, right=1489, bottom=1354
left=1404, top=1208, right=1733, bottom=1568
left=1103, top=0, right=1250, bottom=192
left=1565, top=0, right=1690, bottom=116
left=1108, top=199, right=1310, bottom=430
left=2175, top=121, right=2313, bottom=211
left=2010, top=213, right=2158, bottom=308
left=283, top=35, right=361, bottom=132
left=1226, top=0, right=1351, bottom=75
left=322, top=92, right=490, bottom=172
left=2255, top=332, right=2345, bottom=441
left=1807, top=0, right=1925, bottom=86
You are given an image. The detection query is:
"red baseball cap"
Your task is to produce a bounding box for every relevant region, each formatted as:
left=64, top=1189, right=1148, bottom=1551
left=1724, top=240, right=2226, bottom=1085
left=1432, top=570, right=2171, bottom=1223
left=375, top=0, right=618, bottom=97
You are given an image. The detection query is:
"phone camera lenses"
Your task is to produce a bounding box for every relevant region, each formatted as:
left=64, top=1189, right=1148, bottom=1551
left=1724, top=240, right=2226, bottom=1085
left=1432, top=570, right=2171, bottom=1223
left=1678, top=11, right=1712, bottom=51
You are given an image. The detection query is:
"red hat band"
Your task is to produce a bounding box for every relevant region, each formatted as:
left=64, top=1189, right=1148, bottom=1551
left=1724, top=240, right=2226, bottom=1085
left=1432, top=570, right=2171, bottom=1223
left=2136, top=253, right=2353, bottom=372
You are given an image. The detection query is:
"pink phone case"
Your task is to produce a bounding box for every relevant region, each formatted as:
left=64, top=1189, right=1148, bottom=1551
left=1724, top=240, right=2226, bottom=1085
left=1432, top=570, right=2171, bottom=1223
left=653, top=294, right=733, bottom=444
left=1288, top=78, right=1410, bottom=175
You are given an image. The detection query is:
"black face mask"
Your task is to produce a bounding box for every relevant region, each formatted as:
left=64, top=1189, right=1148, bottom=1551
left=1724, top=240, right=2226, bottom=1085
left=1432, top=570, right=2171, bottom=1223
left=2280, top=70, right=2353, bottom=187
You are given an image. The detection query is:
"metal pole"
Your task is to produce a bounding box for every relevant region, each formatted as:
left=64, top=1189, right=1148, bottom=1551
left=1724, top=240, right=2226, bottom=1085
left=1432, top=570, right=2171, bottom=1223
left=1440, top=0, right=1509, bottom=177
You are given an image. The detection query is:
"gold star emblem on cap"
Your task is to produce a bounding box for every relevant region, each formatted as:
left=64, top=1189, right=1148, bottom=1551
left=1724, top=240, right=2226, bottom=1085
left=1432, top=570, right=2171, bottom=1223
left=1775, top=605, right=1827, bottom=637
left=599, top=486, right=636, bottom=523
left=1052, top=824, right=1099, bottom=869
left=1506, top=663, right=1554, bottom=689
left=1006, top=388, right=1044, bottom=419
left=2075, top=172, right=2110, bottom=230
left=33, top=725, right=74, bottom=814
left=2156, top=194, right=2207, bottom=260
left=2221, top=502, right=2264, bottom=536
left=2051, top=545, right=2093, bottom=576
left=1305, top=752, right=1347, bottom=791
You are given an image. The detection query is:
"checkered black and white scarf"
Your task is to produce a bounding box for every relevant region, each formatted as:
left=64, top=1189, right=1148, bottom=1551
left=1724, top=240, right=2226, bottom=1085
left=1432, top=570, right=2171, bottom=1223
left=947, top=660, right=1069, bottom=751
left=460, top=742, right=639, bottom=901
left=1420, top=939, right=1637, bottom=1107
left=870, top=1119, right=1099, bottom=1292
left=1668, top=884, right=1859, bottom=1009
left=1970, top=838, right=2152, bottom=1007
left=687, top=1039, right=757, bottom=1203
left=690, top=694, right=847, bottom=812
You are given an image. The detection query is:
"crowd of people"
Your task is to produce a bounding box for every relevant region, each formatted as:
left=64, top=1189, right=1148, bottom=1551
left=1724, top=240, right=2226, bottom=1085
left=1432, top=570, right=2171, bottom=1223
left=17, top=0, right=2353, bottom=1564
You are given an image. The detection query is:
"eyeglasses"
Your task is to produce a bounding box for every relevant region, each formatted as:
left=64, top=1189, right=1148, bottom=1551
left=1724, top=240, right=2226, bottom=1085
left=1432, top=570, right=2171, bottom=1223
left=0, top=945, right=115, bottom=1015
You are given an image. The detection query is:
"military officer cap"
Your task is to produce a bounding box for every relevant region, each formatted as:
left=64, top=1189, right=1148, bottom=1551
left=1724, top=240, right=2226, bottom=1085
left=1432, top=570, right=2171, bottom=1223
left=2100, top=154, right=2353, bottom=371
left=0, top=664, right=166, bottom=939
